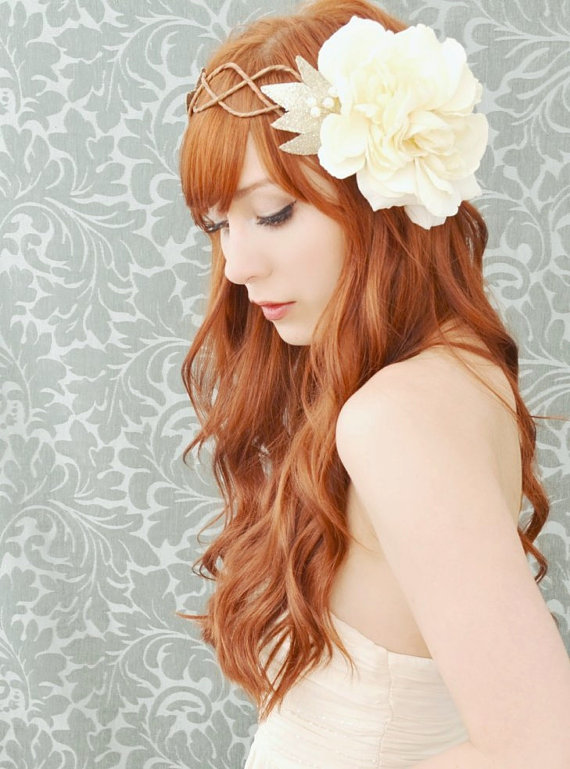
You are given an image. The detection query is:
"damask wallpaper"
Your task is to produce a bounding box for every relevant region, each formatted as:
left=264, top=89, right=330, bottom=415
left=0, top=0, right=568, bottom=767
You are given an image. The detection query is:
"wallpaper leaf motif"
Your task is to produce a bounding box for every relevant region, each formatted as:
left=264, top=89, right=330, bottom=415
left=0, top=0, right=568, bottom=767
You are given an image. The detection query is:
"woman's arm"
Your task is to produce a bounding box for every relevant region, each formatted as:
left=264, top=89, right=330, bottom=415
left=335, top=356, right=570, bottom=769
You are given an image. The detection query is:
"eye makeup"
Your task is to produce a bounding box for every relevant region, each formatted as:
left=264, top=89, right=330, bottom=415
left=202, top=201, right=296, bottom=234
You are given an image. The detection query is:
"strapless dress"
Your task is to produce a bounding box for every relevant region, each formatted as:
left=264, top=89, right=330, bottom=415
left=244, top=612, right=468, bottom=768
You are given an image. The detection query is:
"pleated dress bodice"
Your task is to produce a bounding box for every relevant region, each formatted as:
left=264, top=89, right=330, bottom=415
left=244, top=612, right=467, bottom=769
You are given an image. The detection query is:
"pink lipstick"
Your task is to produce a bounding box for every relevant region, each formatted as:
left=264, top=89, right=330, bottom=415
left=260, top=302, right=295, bottom=320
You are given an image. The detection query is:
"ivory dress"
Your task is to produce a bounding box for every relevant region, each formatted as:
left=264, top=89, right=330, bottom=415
left=244, top=612, right=468, bottom=768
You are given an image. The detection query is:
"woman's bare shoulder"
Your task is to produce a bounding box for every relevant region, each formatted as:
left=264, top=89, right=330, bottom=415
left=336, top=326, right=523, bottom=519
left=336, top=326, right=520, bottom=483
left=342, top=326, right=517, bottom=424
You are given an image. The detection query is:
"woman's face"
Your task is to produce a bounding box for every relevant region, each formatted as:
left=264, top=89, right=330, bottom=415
left=204, top=135, right=346, bottom=346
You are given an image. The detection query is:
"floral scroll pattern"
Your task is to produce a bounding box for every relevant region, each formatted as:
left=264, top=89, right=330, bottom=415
left=0, top=0, right=568, bottom=767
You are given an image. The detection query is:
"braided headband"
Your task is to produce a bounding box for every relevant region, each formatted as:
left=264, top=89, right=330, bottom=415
left=186, top=62, right=301, bottom=118
left=185, top=16, right=489, bottom=230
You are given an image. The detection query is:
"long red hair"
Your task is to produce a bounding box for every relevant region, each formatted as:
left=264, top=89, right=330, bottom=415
left=177, top=0, right=553, bottom=717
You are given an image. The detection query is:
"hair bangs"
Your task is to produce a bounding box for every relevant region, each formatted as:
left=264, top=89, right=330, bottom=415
left=179, top=103, right=249, bottom=228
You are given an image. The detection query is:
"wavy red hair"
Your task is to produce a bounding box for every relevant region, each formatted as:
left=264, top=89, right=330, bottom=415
left=177, top=0, right=555, bottom=717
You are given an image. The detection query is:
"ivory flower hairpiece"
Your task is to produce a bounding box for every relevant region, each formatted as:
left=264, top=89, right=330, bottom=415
left=260, top=16, right=489, bottom=229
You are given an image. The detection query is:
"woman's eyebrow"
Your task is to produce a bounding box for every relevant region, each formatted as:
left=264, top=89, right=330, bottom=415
left=206, top=179, right=285, bottom=221
left=233, top=179, right=280, bottom=201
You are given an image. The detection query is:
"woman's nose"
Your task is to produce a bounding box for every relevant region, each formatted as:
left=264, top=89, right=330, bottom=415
left=222, top=226, right=270, bottom=285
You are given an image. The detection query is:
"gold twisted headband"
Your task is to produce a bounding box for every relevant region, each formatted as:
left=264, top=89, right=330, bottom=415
left=186, top=62, right=301, bottom=118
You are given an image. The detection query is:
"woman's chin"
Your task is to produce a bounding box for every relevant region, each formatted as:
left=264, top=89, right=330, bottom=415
left=273, top=326, right=312, bottom=347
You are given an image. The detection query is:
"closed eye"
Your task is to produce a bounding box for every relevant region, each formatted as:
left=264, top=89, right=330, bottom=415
left=202, top=202, right=296, bottom=234
left=257, top=202, right=296, bottom=227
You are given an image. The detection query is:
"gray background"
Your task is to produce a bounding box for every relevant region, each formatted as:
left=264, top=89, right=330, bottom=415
left=0, top=0, right=568, bottom=767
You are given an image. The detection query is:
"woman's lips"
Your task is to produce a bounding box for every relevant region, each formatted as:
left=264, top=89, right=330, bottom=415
left=260, top=302, right=295, bottom=321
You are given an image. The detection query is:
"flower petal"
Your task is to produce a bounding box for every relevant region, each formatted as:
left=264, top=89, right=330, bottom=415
left=452, top=113, right=489, bottom=174
left=356, top=162, right=416, bottom=209
left=318, top=16, right=390, bottom=88
left=318, top=113, right=369, bottom=177
left=415, top=161, right=460, bottom=217
left=405, top=204, right=447, bottom=229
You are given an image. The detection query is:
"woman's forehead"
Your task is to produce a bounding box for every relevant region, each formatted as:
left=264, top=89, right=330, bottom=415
left=232, top=134, right=284, bottom=195
left=206, top=135, right=286, bottom=215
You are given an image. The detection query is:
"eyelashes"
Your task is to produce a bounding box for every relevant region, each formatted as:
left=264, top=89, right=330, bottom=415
left=258, top=202, right=296, bottom=228
left=203, top=202, right=296, bottom=234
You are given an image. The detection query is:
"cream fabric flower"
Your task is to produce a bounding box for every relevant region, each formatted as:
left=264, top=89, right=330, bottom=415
left=262, top=16, right=489, bottom=229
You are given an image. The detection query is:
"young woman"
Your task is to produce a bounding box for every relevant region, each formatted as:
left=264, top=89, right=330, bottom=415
left=177, top=1, right=570, bottom=767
